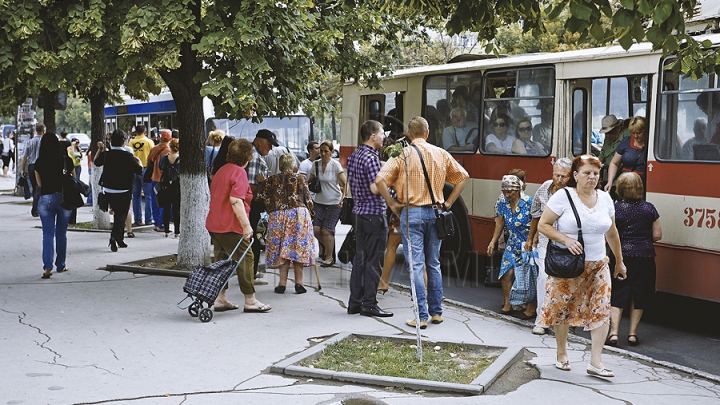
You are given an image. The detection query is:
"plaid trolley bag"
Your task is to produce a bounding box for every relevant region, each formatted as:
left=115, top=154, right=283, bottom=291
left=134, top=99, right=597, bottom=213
left=177, top=239, right=253, bottom=322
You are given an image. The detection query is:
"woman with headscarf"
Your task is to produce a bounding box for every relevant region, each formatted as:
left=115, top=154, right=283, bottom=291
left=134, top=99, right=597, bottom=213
left=34, top=133, right=74, bottom=278
left=486, top=174, right=534, bottom=319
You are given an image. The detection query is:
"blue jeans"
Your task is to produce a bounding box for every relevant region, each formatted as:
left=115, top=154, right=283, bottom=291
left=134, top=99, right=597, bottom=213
left=38, top=192, right=72, bottom=271
left=151, top=180, right=164, bottom=229
left=132, top=171, right=153, bottom=224
left=399, top=206, right=442, bottom=321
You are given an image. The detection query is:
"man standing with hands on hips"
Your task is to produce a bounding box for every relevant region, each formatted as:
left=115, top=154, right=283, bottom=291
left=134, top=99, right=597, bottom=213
left=346, top=120, right=392, bottom=317
left=375, top=116, right=469, bottom=328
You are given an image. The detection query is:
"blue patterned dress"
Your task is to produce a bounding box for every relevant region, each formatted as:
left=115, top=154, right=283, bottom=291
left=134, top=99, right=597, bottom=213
left=495, top=193, right=533, bottom=278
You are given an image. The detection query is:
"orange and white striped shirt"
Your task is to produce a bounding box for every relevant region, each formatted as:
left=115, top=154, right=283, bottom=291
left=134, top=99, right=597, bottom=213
left=376, top=138, right=469, bottom=207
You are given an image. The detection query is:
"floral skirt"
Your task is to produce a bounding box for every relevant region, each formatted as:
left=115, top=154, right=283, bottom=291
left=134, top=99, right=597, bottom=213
left=265, top=207, right=316, bottom=268
left=539, top=257, right=611, bottom=331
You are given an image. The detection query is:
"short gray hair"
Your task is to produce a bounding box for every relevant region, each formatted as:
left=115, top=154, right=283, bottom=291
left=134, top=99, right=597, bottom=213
left=554, top=157, right=572, bottom=170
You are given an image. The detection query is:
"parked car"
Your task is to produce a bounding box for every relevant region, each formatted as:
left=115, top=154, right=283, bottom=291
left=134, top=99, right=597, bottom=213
left=67, top=133, right=91, bottom=151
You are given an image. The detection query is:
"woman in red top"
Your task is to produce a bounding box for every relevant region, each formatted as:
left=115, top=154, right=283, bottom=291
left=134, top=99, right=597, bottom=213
left=206, top=139, right=271, bottom=313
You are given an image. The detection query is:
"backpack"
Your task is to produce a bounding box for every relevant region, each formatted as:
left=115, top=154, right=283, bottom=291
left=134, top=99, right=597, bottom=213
left=161, top=156, right=180, bottom=185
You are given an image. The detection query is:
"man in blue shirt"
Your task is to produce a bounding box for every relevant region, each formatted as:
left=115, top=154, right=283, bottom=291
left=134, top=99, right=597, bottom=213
left=346, top=120, right=393, bottom=317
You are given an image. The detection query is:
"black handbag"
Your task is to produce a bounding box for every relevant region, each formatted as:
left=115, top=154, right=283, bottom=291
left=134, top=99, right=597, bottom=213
left=544, top=188, right=585, bottom=278
left=308, top=161, right=322, bottom=193
left=60, top=173, right=88, bottom=210
left=97, top=190, right=109, bottom=212
left=411, top=144, right=456, bottom=240
left=338, top=227, right=356, bottom=264
left=339, top=197, right=354, bottom=225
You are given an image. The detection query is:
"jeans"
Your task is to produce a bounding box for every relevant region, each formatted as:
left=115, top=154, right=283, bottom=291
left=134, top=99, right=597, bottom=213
left=132, top=171, right=153, bottom=224
left=38, top=192, right=72, bottom=271
left=349, top=214, right=387, bottom=310
left=151, top=180, right=164, bottom=229
left=399, top=206, right=442, bottom=321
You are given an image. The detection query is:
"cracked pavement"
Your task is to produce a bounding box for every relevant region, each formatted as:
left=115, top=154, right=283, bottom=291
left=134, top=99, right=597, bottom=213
left=1, top=180, right=720, bottom=404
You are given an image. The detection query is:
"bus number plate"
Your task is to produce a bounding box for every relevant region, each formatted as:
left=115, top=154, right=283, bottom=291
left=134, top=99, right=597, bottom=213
left=683, top=207, right=719, bottom=229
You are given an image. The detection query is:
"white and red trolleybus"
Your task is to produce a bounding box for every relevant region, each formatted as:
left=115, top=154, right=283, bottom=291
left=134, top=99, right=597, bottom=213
left=340, top=34, right=720, bottom=303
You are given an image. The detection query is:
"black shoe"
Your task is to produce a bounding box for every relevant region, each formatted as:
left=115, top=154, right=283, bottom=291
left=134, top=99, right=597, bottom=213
left=347, top=306, right=361, bottom=315
left=295, top=283, right=307, bottom=294
left=109, top=239, right=118, bottom=252
left=360, top=306, right=393, bottom=318
left=274, top=285, right=286, bottom=294
left=320, top=258, right=336, bottom=268
left=116, top=240, right=128, bottom=248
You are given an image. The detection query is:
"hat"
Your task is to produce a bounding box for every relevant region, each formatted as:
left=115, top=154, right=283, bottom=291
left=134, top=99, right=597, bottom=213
left=160, top=129, right=172, bottom=141
left=501, top=175, right=522, bottom=191
left=256, top=129, right=279, bottom=147
left=599, top=115, right=622, bottom=134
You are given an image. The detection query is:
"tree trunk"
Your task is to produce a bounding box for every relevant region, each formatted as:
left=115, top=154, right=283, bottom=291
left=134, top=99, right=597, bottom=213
left=89, top=87, right=111, bottom=230
left=158, top=4, right=210, bottom=269
left=41, top=89, right=57, bottom=133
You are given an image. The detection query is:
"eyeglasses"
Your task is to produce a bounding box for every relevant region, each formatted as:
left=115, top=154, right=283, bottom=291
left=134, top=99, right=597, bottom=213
left=493, top=122, right=507, bottom=127
left=518, top=126, right=532, bottom=132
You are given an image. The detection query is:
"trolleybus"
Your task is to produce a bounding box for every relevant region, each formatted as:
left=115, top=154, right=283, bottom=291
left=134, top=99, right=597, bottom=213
left=341, top=34, right=720, bottom=303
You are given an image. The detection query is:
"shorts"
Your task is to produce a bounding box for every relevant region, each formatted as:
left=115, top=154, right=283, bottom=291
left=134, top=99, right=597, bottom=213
left=312, top=203, right=341, bottom=233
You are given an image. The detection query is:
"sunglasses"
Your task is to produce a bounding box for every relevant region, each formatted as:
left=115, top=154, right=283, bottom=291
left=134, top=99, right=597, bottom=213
left=493, top=122, right=507, bottom=127
left=518, top=126, right=532, bottom=132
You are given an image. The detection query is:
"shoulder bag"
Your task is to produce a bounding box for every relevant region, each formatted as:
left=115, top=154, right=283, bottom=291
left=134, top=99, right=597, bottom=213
left=411, top=144, right=455, bottom=240
left=544, top=188, right=585, bottom=278
left=60, top=172, right=88, bottom=210
left=308, top=160, right=322, bottom=193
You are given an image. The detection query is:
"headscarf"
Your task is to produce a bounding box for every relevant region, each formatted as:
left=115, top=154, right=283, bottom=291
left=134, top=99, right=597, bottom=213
left=501, top=174, right=522, bottom=191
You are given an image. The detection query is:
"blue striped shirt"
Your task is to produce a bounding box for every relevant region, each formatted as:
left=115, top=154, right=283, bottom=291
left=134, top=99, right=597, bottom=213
left=347, top=144, right=385, bottom=215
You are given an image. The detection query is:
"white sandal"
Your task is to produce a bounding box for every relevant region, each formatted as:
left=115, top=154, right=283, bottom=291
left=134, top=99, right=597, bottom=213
left=587, top=363, right=614, bottom=377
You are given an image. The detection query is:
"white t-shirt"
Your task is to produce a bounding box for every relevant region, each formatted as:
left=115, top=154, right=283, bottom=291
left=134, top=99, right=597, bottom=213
left=311, top=159, right=344, bottom=205
left=485, top=133, right=516, bottom=153
left=2, top=138, right=14, bottom=156
left=298, top=158, right=314, bottom=176
left=545, top=187, right=614, bottom=261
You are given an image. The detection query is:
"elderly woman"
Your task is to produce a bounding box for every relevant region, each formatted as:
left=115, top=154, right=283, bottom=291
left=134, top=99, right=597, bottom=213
left=35, top=133, right=74, bottom=278
left=95, top=130, right=143, bottom=252
left=206, top=129, right=224, bottom=183
left=607, top=172, right=662, bottom=347
left=604, top=116, right=647, bottom=192
left=511, top=118, right=546, bottom=155
left=487, top=174, right=534, bottom=318
left=207, top=139, right=270, bottom=313
left=307, top=140, right=347, bottom=267
left=538, top=155, right=626, bottom=378
left=257, top=154, right=316, bottom=294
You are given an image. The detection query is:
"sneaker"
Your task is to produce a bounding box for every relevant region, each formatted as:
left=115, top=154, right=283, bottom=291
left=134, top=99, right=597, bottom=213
left=532, top=326, right=547, bottom=335
left=254, top=278, right=269, bottom=286
left=406, top=319, right=427, bottom=329
left=430, top=315, right=443, bottom=324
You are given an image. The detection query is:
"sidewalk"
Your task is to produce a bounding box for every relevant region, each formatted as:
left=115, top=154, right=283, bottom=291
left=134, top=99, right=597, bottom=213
left=1, top=185, right=719, bottom=405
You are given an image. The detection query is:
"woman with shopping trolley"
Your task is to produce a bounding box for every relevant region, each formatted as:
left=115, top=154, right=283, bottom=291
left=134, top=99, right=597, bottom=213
left=207, top=139, right=271, bottom=313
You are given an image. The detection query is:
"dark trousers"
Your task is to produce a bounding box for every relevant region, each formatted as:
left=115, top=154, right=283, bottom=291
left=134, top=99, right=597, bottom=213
left=105, top=191, right=131, bottom=242
left=349, top=213, right=388, bottom=310
left=162, top=187, right=180, bottom=235
left=28, top=163, right=40, bottom=216
left=249, top=199, right=265, bottom=274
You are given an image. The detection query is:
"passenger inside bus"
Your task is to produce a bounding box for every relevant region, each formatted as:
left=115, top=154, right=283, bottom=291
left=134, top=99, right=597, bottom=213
left=680, top=117, right=706, bottom=160
left=485, top=113, right=516, bottom=154
left=452, top=85, right=479, bottom=123
left=532, top=100, right=553, bottom=152
left=511, top=118, right=546, bottom=155
left=425, top=105, right=443, bottom=146
left=442, top=107, right=479, bottom=152
left=696, top=92, right=720, bottom=147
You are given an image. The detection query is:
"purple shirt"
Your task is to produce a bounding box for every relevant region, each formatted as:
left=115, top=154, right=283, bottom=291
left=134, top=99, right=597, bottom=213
left=614, top=200, right=659, bottom=257
left=347, top=144, right=386, bottom=215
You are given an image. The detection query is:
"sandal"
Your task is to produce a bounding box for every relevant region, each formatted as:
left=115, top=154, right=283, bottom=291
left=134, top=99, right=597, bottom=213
left=628, top=335, right=639, bottom=346
left=57, top=267, right=69, bottom=273
left=126, top=232, right=135, bottom=238
left=587, top=363, right=614, bottom=377
left=555, top=357, right=571, bottom=371
left=41, top=270, right=53, bottom=279
left=605, top=334, right=618, bottom=347
left=244, top=302, right=271, bottom=313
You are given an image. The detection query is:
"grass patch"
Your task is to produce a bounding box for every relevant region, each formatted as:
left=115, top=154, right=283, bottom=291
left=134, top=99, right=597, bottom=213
left=70, top=221, right=95, bottom=229
left=135, top=255, right=179, bottom=270
left=304, top=337, right=498, bottom=384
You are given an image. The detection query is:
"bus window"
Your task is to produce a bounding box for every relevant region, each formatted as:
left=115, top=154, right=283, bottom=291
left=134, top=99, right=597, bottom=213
left=423, top=72, right=482, bottom=151
left=572, top=89, right=588, bottom=156
left=360, top=92, right=405, bottom=141
left=482, top=67, right=554, bottom=155
left=658, top=59, right=720, bottom=161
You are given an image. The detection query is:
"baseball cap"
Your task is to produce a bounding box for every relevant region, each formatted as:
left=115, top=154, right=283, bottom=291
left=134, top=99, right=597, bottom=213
left=160, top=129, right=172, bottom=141
left=256, top=129, right=279, bottom=147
